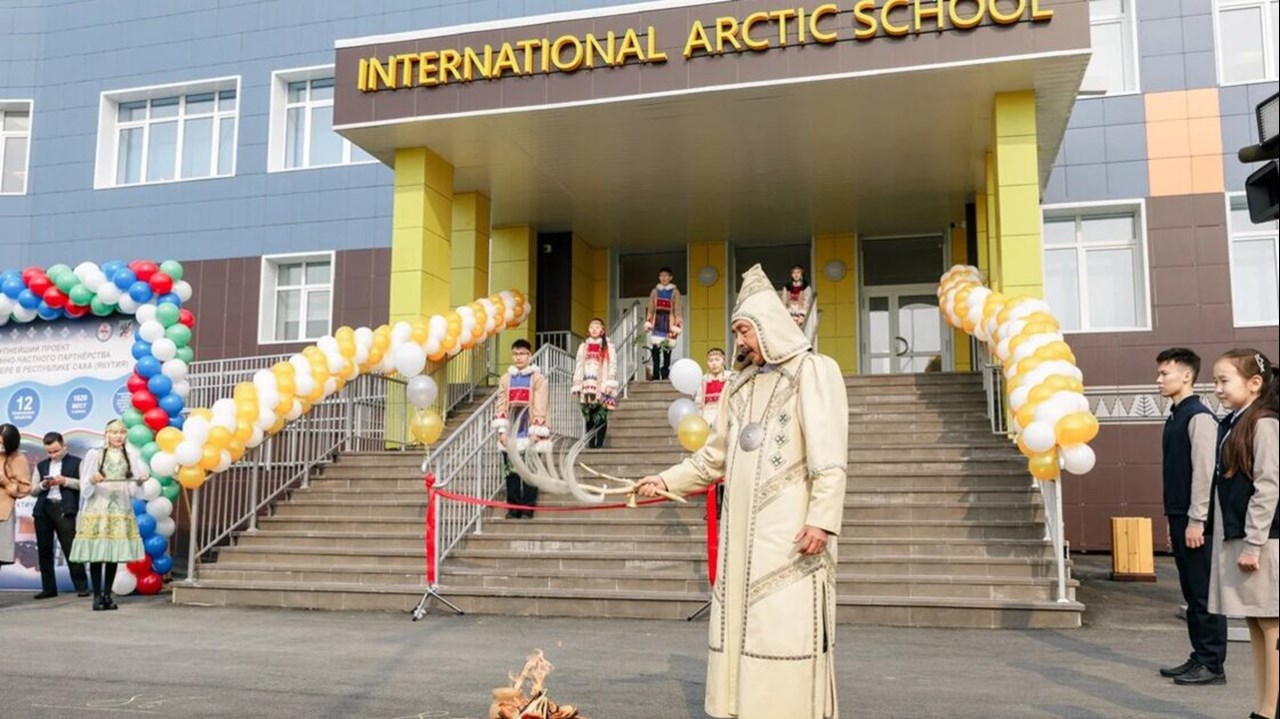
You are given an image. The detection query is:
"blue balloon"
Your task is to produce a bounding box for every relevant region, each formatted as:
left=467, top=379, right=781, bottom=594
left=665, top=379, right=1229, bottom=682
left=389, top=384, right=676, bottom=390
left=157, top=292, right=181, bottom=305
left=132, top=498, right=148, bottom=515
left=113, top=268, right=137, bottom=290
left=36, top=303, right=60, bottom=321
left=101, top=260, right=126, bottom=281
left=144, top=534, right=168, bottom=558
left=136, top=355, right=162, bottom=378
left=151, top=554, right=174, bottom=575
left=1, top=277, right=24, bottom=299
left=131, top=341, right=153, bottom=360
left=147, top=374, right=173, bottom=397
left=158, top=393, right=184, bottom=416
left=17, top=289, right=40, bottom=310
left=128, top=281, right=153, bottom=303
left=168, top=414, right=185, bottom=429
left=136, top=513, right=157, bottom=538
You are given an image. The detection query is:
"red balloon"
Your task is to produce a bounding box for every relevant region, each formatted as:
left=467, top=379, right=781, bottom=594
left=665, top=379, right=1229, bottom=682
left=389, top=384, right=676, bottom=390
left=178, top=309, right=195, bottom=328
left=126, top=372, right=149, bottom=394
left=149, top=272, right=173, bottom=295
left=135, top=261, right=159, bottom=282
left=144, top=407, right=170, bottom=431
left=28, top=273, right=52, bottom=296
left=42, top=287, right=68, bottom=309
left=64, top=304, right=90, bottom=318
left=127, top=556, right=152, bottom=575
left=131, top=390, right=157, bottom=412
left=136, top=572, right=163, bottom=596
left=21, top=266, right=45, bottom=284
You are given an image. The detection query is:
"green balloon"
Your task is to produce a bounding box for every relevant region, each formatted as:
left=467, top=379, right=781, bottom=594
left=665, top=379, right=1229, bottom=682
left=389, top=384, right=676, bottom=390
left=69, top=284, right=94, bottom=305
left=122, top=408, right=145, bottom=427
left=175, top=346, right=195, bottom=364
left=90, top=297, right=116, bottom=316
left=54, top=273, right=79, bottom=294
left=141, top=441, right=161, bottom=463
left=47, top=263, right=72, bottom=278
left=157, top=475, right=176, bottom=487
left=160, top=260, right=184, bottom=283
left=156, top=303, right=181, bottom=328
left=127, top=425, right=154, bottom=447
left=165, top=324, right=192, bottom=347
left=161, top=483, right=181, bottom=503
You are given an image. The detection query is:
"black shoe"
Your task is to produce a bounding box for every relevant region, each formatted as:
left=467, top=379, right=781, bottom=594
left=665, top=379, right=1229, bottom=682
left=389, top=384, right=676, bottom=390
left=92, top=594, right=106, bottom=611
left=1173, top=664, right=1226, bottom=685
left=522, top=511, right=535, bottom=519
left=102, top=592, right=118, bottom=611
left=1248, top=712, right=1271, bottom=719
left=33, top=590, right=58, bottom=600
left=1159, top=659, right=1197, bottom=677
left=505, top=511, right=520, bottom=519
left=76, top=587, right=91, bottom=598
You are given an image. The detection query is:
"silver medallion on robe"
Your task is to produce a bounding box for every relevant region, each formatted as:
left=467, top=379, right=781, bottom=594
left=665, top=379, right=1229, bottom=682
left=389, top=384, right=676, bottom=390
left=738, top=421, right=766, bottom=452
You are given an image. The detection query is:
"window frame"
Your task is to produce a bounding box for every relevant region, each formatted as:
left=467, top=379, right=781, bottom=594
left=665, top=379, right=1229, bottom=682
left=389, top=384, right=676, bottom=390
left=0, top=99, right=34, bottom=196
left=1225, top=192, right=1280, bottom=327
left=267, top=65, right=377, bottom=173
left=1041, top=199, right=1153, bottom=334
left=1079, top=0, right=1141, bottom=97
left=94, top=76, right=241, bottom=190
left=258, top=251, right=337, bottom=345
left=1212, top=0, right=1280, bottom=86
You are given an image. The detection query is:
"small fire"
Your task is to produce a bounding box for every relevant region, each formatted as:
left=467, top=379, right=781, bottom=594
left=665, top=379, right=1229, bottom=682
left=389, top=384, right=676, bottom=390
left=489, top=650, right=588, bottom=719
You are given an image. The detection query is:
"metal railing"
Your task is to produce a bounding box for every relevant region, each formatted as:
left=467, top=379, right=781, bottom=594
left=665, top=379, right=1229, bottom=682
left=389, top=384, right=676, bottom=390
left=975, top=339, right=1008, bottom=436
left=611, top=301, right=648, bottom=395
left=535, top=331, right=584, bottom=356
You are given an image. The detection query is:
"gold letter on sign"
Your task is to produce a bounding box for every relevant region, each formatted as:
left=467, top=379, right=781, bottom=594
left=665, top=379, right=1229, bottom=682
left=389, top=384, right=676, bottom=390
left=810, top=4, right=839, bottom=43
left=684, top=20, right=714, bottom=58
left=880, top=0, right=910, bottom=36
left=989, top=0, right=1027, bottom=24
left=742, top=11, right=772, bottom=50
left=552, top=35, right=585, bottom=71
left=646, top=26, right=669, bottom=62
left=358, top=58, right=369, bottom=91
left=914, top=0, right=945, bottom=32
left=616, top=27, right=646, bottom=63
left=949, top=0, right=986, bottom=29
left=1030, top=0, right=1054, bottom=20
left=853, top=0, right=879, bottom=39
left=715, top=16, right=743, bottom=53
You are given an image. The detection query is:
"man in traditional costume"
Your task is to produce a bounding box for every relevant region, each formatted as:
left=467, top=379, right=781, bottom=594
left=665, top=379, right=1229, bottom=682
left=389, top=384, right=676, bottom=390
left=494, top=339, right=550, bottom=519
left=638, top=264, right=849, bottom=719
left=695, top=347, right=736, bottom=430
left=571, top=318, right=619, bottom=449
left=646, top=267, right=682, bottom=381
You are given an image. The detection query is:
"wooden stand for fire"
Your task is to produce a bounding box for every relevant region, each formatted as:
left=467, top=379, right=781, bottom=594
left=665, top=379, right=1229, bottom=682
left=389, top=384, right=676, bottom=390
left=1110, top=516, right=1157, bottom=582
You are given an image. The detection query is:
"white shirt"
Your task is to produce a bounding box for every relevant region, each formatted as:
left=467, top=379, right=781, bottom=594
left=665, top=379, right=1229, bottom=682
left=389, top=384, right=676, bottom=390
left=32, top=457, right=63, bottom=502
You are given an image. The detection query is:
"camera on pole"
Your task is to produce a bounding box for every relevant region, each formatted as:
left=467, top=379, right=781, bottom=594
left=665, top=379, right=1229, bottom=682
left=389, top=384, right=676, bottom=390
left=1238, top=91, right=1279, bottom=224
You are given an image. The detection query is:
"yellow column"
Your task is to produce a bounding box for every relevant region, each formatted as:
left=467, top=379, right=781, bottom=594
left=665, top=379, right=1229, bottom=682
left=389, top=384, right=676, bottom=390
left=950, top=225, right=973, bottom=372
left=390, top=147, right=453, bottom=322
left=491, top=225, right=537, bottom=347
left=686, top=242, right=728, bottom=363
left=974, top=191, right=990, bottom=278
left=992, top=91, right=1043, bottom=298
left=592, top=249, right=609, bottom=323
left=814, top=233, right=857, bottom=373
left=571, top=233, right=595, bottom=332
left=983, top=151, right=1002, bottom=290
left=450, top=192, right=490, bottom=307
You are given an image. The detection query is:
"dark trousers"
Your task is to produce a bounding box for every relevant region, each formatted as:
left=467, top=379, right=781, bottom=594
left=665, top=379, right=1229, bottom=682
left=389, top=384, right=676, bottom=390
left=1168, top=514, right=1228, bottom=673
left=34, top=500, right=88, bottom=593
left=652, top=347, right=672, bottom=380
left=503, top=455, right=539, bottom=516
left=581, top=402, right=609, bottom=448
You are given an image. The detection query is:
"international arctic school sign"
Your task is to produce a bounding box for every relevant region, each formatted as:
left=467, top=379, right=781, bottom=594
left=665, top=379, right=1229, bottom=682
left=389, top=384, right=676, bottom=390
left=356, top=0, right=1055, bottom=92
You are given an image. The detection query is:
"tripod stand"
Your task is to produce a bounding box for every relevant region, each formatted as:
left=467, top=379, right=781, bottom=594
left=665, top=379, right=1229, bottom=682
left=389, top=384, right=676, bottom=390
left=410, top=585, right=465, bottom=621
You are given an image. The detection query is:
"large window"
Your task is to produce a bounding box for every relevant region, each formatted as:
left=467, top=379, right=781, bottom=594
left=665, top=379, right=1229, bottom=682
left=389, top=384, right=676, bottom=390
left=1081, top=0, right=1138, bottom=95
left=1215, top=0, right=1280, bottom=84
left=269, top=67, right=374, bottom=172
left=1043, top=204, right=1150, bottom=332
left=1228, top=195, right=1280, bottom=326
left=0, top=101, right=31, bottom=195
left=260, top=254, right=334, bottom=343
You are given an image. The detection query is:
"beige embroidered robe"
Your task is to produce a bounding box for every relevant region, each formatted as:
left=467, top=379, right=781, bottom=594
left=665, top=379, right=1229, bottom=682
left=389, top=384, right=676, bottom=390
left=659, top=264, right=849, bottom=719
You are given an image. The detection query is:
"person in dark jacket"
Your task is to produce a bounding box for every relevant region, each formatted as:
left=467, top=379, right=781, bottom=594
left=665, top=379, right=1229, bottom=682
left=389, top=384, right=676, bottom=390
left=30, top=431, right=91, bottom=599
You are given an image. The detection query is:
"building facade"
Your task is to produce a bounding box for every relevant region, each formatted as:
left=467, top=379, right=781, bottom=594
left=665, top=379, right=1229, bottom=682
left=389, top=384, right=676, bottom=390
left=2, top=0, right=1277, bottom=549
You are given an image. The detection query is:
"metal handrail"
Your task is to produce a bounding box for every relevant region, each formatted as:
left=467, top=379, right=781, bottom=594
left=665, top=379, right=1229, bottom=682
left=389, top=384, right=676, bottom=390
left=975, top=339, right=1007, bottom=436
left=535, top=331, right=585, bottom=356
left=610, top=301, right=648, bottom=396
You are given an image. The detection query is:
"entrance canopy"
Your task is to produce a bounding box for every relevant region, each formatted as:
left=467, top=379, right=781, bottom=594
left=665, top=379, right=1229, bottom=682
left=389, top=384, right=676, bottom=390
left=334, top=0, right=1091, bottom=247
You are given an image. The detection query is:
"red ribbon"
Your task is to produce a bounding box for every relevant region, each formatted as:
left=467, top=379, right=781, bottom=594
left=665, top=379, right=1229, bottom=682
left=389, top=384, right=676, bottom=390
left=706, top=479, right=722, bottom=588
left=424, top=473, right=438, bottom=586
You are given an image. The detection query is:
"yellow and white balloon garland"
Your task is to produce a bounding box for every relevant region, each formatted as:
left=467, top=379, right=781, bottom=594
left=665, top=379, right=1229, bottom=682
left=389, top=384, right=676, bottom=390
left=151, top=290, right=531, bottom=490
left=937, top=266, right=1100, bottom=479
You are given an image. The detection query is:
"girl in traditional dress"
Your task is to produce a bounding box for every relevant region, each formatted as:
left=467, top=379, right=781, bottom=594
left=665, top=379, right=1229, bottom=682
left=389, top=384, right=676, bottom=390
left=1208, top=349, right=1278, bottom=719
left=70, top=419, right=148, bottom=610
left=645, top=267, right=682, bottom=381
left=695, top=348, right=735, bottom=430
left=779, top=264, right=818, bottom=344
left=571, top=318, right=619, bottom=449
left=1, top=423, right=33, bottom=570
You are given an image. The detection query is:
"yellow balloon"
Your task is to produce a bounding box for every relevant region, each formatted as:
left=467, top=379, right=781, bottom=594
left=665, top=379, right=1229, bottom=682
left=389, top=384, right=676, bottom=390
left=677, top=414, right=710, bottom=452
left=1016, top=432, right=1035, bottom=458
left=410, top=408, right=445, bottom=445
left=1028, top=450, right=1060, bottom=480
left=1056, top=411, right=1100, bottom=446
left=155, top=427, right=183, bottom=453
left=1016, top=356, right=1043, bottom=378
left=232, top=382, right=256, bottom=403
left=177, top=465, right=206, bottom=490
left=1015, top=402, right=1038, bottom=430
left=228, top=437, right=246, bottom=462
left=206, top=426, right=232, bottom=451
left=1028, top=382, right=1056, bottom=405
left=199, top=445, right=221, bottom=471
left=189, top=408, right=213, bottom=422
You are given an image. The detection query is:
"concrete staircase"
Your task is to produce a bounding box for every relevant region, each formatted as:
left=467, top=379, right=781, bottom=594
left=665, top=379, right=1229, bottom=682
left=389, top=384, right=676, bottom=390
left=175, top=373, right=1083, bottom=628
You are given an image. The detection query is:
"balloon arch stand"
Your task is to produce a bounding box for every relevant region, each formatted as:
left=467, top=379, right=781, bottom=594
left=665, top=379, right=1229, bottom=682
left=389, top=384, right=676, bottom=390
left=1, top=258, right=531, bottom=597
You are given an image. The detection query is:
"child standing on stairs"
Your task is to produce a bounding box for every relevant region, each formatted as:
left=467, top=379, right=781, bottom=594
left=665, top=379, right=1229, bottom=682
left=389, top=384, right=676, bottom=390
left=493, top=339, right=550, bottom=519
left=571, top=318, right=619, bottom=449
left=645, top=267, right=682, bottom=381
left=695, top=348, right=735, bottom=430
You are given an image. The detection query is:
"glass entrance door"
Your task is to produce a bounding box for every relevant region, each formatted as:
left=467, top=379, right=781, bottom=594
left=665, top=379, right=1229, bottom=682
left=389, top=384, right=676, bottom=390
left=862, top=287, right=946, bottom=374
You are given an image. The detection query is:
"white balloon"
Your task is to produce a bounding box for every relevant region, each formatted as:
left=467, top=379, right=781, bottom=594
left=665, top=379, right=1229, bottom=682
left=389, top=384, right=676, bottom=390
left=1061, top=443, right=1097, bottom=475
left=83, top=270, right=106, bottom=292
left=1034, top=400, right=1070, bottom=427
left=406, top=375, right=439, bottom=409
left=155, top=517, right=176, bottom=538
left=161, top=358, right=188, bottom=380
left=354, top=344, right=370, bottom=366
left=355, top=327, right=374, bottom=346
left=173, top=281, right=193, bottom=302
left=317, top=335, right=339, bottom=354
left=252, top=369, right=276, bottom=391
left=150, top=337, right=177, bottom=361
left=247, top=425, right=265, bottom=449
left=112, top=570, right=137, bottom=596
left=136, top=304, right=158, bottom=325
left=11, top=306, right=37, bottom=322
left=257, top=388, right=280, bottom=410
left=392, top=343, right=427, bottom=378
left=425, top=338, right=441, bottom=357
left=149, top=452, right=178, bottom=478
left=96, top=283, right=122, bottom=304
left=139, top=320, right=165, bottom=342
left=429, top=315, right=448, bottom=335
left=1021, top=422, right=1057, bottom=453
left=286, top=400, right=303, bottom=421
left=669, top=359, right=703, bottom=396
left=74, top=262, right=97, bottom=280
left=174, top=441, right=202, bottom=466
left=256, top=406, right=277, bottom=431
left=294, top=372, right=316, bottom=398
left=182, top=416, right=210, bottom=445
left=171, top=380, right=190, bottom=399
left=0, top=295, right=12, bottom=317
left=146, top=496, right=174, bottom=520
left=325, top=350, right=345, bottom=374
left=1050, top=391, right=1090, bottom=414
left=1009, top=385, right=1032, bottom=412
left=667, top=398, right=698, bottom=429
left=214, top=450, right=233, bottom=473
left=140, top=478, right=162, bottom=501
left=391, top=322, right=413, bottom=344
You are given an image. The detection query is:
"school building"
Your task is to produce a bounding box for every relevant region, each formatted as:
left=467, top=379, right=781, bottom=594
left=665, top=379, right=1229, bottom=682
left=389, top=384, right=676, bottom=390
left=3, top=0, right=1278, bottom=549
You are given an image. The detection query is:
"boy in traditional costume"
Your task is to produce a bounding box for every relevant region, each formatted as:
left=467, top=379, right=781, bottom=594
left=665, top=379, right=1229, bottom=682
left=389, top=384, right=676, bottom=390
left=571, top=318, right=619, bottom=449
left=493, top=339, right=550, bottom=519
left=645, top=267, right=682, bottom=381
left=695, top=348, right=735, bottom=430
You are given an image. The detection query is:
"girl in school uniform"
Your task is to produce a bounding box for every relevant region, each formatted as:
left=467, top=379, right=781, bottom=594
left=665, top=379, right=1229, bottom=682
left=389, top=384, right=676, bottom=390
left=1209, top=349, right=1279, bottom=719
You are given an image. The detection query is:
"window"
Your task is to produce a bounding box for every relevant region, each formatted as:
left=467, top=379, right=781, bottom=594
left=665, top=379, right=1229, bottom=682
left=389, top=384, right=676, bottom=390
left=1228, top=194, right=1279, bottom=326
left=95, top=78, right=238, bottom=188
left=1215, top=0, right=1280, bottom=84
left=0, top=101, right=32, bottom=195
left=1081, top=0, right=1137, bottom=95
left=269, top=67, right=373, bottom=172
left=1042, top=204, right=1150, bottom=332
left=260, top=254, right=334, bottom=343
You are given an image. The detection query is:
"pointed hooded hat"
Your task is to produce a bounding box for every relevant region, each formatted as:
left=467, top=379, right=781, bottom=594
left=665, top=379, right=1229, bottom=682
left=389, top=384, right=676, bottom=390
left=731, top=263, right=811, bottom=367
